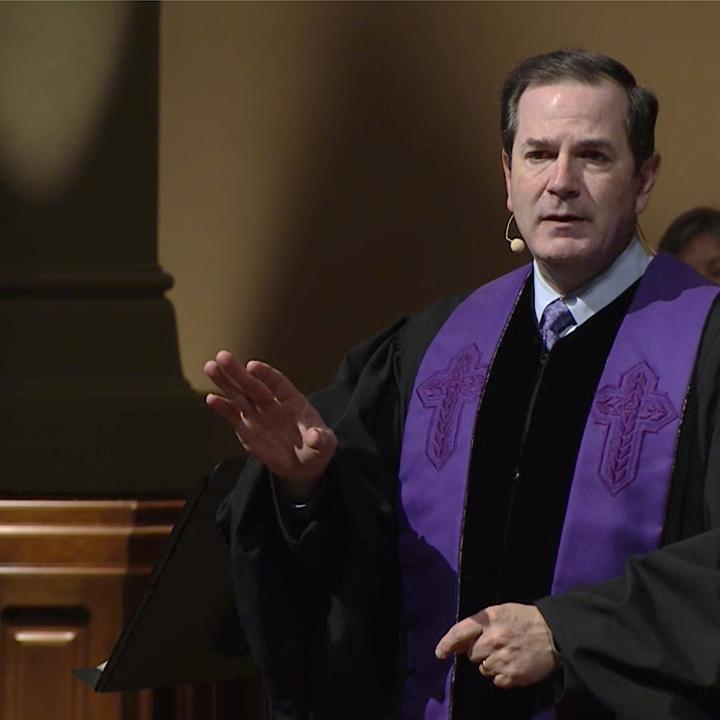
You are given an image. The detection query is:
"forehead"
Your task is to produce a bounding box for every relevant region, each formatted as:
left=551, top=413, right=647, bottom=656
left=514, top=81, right=629, bottom=144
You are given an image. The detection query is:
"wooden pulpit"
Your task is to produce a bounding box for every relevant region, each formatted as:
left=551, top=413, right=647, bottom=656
left=0, top=459, right=263, bottom=720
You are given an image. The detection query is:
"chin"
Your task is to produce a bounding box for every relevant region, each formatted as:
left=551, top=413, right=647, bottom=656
left=530, top=237, right=593, bottom=265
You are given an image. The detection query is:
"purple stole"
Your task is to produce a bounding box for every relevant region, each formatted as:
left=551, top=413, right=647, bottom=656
left=396, top=253, right=719, bottom=720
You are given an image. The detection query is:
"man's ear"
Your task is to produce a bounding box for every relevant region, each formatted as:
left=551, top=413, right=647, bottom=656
left=502, top=149, right=513, bottom=214
left=635, top=152, right=661, bottom=216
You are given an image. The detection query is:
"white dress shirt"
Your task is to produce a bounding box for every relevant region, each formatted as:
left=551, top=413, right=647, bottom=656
left=533, top=237, right=652, bottom=336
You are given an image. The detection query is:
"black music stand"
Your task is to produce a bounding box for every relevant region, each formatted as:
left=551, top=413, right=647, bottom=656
left=74, top=457, right=256, bottom=692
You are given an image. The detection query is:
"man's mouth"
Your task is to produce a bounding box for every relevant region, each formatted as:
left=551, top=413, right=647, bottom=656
left=541, top=213, right=586, bottom=223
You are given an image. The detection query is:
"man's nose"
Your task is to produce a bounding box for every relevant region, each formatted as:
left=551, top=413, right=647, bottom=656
left=547, top=155, right=580, bottom=199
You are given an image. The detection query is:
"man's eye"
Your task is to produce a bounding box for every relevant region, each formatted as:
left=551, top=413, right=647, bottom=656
left=525, top=151, right=553, bottom=161
left=582, top=151, right=608, bottom=163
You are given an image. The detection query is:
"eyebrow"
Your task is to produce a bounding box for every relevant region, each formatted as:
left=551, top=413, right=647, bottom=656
left=522, top=137, right=615, bottom=152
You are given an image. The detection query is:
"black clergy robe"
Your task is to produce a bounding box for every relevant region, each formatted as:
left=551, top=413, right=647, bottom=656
left=217, top=274, right=720, bottom=720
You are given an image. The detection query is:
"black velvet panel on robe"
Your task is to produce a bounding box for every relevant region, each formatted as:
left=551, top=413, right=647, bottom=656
left=453, top=279, right=637, bottom=720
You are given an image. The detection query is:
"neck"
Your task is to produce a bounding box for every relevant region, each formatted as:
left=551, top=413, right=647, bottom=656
left=536, top=263, right=600, bottom=295
left=536, top=239, right=637, bottom=296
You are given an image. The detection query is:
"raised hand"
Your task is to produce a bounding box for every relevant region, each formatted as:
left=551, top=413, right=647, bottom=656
left=203, top=351, right=337, bottom=498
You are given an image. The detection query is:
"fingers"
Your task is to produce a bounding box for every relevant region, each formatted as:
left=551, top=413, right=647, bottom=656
left=204, top=351, right=277, bottom=410
left=462, top=604, right=559, bottom=689
left=303, top=426, right=334, bottom=452
left=217, top=351, right=277, bottom=406
left=246, top=360, right=301, bottom=402
left=205, top=394, right=263, bottom=447
left=480, top=657, right=513, bottom=689
left=205, top=393, right=249, bottom=424
left=435, top=615, right=485, bottom=660
left=467, top=632, right=491, bottom=664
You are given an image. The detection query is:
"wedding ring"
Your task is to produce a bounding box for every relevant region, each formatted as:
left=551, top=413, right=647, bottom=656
left=480, top=659, right=494, bottom=677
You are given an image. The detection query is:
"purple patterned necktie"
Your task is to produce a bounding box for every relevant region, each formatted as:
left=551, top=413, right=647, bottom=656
left=539, top=298, right=576, bottom=352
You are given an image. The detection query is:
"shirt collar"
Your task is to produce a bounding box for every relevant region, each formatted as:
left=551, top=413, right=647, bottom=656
left=533, top=236, right=652, bottom=328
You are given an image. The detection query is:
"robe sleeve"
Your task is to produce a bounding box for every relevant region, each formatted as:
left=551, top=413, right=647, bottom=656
left=215, top=318, right=412, bottom=720
left=536, top=302, right=720, bottom=719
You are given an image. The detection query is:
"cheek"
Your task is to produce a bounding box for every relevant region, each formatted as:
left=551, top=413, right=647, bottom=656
left=508, top=177, right=537, bottom=211
left=591, top=185, right=636, bottom=224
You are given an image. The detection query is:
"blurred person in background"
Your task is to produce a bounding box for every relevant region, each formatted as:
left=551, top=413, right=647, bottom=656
left=659, top=207, right=720, bottom=282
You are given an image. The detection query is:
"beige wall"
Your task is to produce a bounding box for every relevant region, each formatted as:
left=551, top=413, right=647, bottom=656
left=159, top=1, right=720, bottom=394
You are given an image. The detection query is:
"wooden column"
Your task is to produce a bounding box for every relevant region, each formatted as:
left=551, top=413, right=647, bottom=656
left=0, top=5, right=250, bottom=716
left=0, top=2, right=234, bottom=499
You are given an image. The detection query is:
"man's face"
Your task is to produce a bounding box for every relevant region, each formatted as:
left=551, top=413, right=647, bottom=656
left=503, top=80, right=660, bottom=292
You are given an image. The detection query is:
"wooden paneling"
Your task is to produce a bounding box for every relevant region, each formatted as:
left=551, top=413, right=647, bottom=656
left=0, top=498, right=266, bottom=719
left=2, top=615, right=89, bottom=720
left=0, top=498, right=182, bottom=720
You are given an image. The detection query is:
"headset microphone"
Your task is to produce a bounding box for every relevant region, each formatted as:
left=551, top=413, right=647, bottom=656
left=505, top=215, right=526, bottom=254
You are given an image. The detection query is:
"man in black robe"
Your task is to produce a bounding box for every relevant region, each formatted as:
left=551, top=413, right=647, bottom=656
left=205, top=50, right=720, bottom=719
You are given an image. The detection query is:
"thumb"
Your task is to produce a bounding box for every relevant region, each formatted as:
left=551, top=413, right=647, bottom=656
left=305, top=426, right=337, bottom=452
